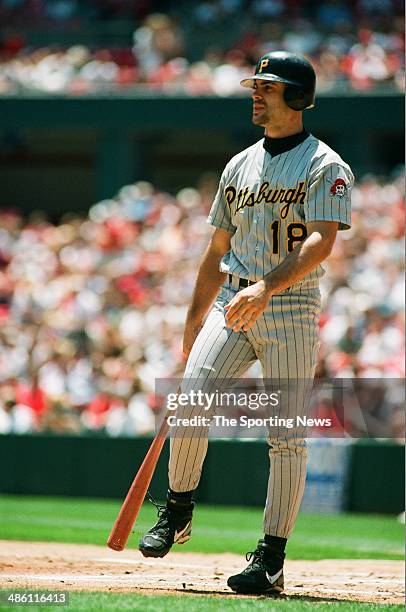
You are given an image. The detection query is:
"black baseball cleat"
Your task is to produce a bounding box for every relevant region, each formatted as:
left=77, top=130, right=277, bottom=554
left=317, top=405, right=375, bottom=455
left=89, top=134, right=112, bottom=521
left=227, top=539, right=285, bottom=595
left=139, top=492, right=194, bottom=558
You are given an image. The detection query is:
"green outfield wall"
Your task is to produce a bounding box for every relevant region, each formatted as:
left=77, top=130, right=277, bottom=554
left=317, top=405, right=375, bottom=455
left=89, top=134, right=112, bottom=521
left=1, top=435, right=404, bottom=513
left=1, top=93, right=403, bottom=215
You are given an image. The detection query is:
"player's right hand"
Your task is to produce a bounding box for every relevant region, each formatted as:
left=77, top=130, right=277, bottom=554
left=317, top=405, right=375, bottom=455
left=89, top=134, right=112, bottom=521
left=182, top=320, right=203, bottom=359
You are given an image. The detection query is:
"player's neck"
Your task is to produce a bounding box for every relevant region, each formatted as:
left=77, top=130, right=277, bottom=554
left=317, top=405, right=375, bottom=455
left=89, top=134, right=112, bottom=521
left=264, top=116, right=303, bottom=139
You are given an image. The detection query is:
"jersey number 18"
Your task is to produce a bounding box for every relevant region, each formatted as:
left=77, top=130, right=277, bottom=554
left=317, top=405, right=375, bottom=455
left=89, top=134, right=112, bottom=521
left=270, top=221, right=307, bottom=254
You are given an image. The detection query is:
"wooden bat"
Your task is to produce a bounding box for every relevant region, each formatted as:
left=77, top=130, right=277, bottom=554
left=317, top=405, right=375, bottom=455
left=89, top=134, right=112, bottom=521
left=107, top=415, right=170, bottom=551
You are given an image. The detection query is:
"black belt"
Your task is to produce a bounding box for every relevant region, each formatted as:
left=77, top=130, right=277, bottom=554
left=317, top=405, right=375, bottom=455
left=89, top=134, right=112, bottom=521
left=228, top=274, right=254, bottom=289
left=228, top=274, right=293, bottom=293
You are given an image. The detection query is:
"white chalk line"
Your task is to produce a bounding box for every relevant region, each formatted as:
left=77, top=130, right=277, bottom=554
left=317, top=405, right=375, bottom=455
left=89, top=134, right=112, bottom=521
left=93, top=557, right=404, bottom=586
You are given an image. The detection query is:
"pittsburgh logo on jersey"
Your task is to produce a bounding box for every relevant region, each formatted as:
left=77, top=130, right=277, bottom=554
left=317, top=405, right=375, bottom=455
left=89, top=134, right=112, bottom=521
left=225, top=181, right=306, bottom=219
left=328, top=177, right=349, bottom=198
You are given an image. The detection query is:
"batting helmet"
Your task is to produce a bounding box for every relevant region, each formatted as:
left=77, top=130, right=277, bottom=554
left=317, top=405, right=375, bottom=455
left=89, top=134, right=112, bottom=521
left=240, top=51, right=316, bottom=111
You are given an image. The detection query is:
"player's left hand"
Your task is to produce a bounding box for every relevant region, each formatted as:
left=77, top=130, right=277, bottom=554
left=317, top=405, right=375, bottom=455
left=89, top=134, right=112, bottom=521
left=224, top=280, right=272, bottom=332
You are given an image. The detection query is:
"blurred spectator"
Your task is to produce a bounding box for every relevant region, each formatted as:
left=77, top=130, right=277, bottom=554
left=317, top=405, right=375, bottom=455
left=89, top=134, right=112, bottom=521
left=0, top=167, right=404, bottom=438
left=132, top=13, right=184, bottom=78
left=210, top=49, right=251, bottom=96
left=282, top=20, right=322, bottom=57
left=343, top=28, right=400, bottom=89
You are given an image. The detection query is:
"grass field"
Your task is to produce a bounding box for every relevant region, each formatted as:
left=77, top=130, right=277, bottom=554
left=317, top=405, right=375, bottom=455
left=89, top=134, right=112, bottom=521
left=0, top=495, right=403, bottom=560
left=0, top=495, right=404, bottom=611
left=0, top=591, right=404, bottom=612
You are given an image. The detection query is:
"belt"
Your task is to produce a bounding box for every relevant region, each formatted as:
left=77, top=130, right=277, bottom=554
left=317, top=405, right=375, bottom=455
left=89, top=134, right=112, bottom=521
left=228, top=274, right=294, bottom=293
left=228, top=274, right=254, bottom=289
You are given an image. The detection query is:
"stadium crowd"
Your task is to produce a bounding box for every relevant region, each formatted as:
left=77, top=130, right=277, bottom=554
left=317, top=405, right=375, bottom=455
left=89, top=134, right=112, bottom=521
left=0, top=0, right=404, bottom=94
left=0, top=167, right=404, bottom=437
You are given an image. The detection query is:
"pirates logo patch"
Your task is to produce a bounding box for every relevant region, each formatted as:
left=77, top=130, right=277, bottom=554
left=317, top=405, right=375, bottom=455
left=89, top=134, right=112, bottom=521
left=328, top=178, right=347, bottom=198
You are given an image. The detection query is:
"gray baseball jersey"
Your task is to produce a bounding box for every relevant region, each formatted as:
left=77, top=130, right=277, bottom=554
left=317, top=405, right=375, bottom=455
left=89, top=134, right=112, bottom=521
left=207, top=133, right=353, bottom=289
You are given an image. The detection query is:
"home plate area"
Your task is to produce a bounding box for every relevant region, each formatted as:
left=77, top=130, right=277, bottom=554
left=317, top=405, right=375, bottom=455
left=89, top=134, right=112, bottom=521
left=0, top=541, right=403, bottom=604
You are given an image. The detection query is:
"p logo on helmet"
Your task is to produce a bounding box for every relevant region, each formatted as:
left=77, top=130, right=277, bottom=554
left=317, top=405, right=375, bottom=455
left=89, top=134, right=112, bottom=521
left=259, top=58, right=270, bottom=73
left=240, top=51, right=316, bottom=112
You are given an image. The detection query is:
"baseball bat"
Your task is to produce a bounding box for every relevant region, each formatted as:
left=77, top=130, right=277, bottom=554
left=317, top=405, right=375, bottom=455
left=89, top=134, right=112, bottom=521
left=107, top=415, right=169, bottom=551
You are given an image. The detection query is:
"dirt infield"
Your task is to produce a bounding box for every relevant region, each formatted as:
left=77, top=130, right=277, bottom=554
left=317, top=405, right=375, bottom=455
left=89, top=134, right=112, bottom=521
left=0, top=541, right=404, bottom=604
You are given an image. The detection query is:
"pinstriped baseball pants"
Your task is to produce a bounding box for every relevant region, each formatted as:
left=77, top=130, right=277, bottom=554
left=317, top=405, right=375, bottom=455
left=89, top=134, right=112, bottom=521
left=169, top=280, right=321, bottom=539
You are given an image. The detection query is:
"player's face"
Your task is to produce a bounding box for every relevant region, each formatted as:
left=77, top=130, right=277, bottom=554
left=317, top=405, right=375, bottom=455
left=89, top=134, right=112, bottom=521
left=251, top=80, right=287, bottom=125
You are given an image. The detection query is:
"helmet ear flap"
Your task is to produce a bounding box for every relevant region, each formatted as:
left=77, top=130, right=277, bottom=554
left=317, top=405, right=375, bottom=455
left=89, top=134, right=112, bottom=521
left=284, top=85, right=307, bottom=111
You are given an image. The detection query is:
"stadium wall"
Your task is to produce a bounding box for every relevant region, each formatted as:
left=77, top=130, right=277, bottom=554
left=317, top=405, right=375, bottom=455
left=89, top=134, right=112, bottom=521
left=2, top=94, right=403, bottom=215
left=1, top=435, right=404, bottom=513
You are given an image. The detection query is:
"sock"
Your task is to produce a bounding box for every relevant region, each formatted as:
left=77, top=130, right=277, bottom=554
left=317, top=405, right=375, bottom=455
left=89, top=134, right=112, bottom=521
left=167, top=489, right=194, bottom=527
left=264, top=534, right=287, bottom=556
left=168, top=488, right=194, bottom=503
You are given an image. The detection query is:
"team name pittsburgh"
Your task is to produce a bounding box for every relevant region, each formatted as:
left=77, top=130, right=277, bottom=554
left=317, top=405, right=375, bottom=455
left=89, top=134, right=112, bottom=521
left=225, top=180, right=306, bottom=218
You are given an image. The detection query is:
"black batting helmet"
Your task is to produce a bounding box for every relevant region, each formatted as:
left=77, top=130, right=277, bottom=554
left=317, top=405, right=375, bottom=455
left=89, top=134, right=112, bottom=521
left=240, top=51, right=316, bottom=111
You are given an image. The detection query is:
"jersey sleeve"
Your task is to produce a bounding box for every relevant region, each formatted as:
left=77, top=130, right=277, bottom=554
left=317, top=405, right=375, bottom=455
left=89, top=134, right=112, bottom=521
left=207, top=166, right=237, bottom=234
left=304, top=162, right=353, bottom=230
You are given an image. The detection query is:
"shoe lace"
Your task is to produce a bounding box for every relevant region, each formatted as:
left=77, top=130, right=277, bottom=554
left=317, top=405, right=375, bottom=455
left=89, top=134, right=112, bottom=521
left=146, top=491, right=165, bottom=514
left=245, top=546, right=265, bottom=569
left=146, top=492, right=173, bottom=534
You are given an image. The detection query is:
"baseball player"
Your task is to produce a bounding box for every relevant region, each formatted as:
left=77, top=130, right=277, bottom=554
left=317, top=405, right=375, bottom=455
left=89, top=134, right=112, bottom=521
left=139, top=51, right=354, bottom=595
